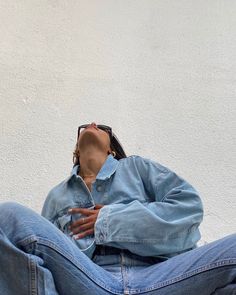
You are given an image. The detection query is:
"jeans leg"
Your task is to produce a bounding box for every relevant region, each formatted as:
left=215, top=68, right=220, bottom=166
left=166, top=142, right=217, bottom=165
left=0, top=202, right=122, bottom=295
left=0, top=227, right=59, bottom=295
left=127, top=234, right=236, bottom=294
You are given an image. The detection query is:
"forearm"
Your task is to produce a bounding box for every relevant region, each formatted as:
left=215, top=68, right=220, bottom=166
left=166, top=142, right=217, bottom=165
left=94, top=199, right=203, bottom=257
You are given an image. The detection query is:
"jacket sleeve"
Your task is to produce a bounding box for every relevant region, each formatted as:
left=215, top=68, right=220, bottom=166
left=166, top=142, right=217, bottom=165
left=94, top=157, right=204, bottom=257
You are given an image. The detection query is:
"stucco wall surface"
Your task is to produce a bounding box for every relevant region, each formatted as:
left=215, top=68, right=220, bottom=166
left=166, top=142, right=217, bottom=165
left=0, top=0, right=235, bottom=245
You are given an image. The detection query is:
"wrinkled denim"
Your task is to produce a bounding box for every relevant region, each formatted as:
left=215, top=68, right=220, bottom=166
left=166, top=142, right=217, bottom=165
left=0, top=202, right=236, bottom=295
left=42, top=155, right=203, bottom=259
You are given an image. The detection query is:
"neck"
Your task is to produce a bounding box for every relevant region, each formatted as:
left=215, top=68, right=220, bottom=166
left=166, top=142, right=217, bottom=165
left=79, top=148, right=108, bottom=178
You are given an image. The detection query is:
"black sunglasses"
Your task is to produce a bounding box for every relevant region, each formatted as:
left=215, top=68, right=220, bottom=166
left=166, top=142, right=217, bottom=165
left=77, top=124, right=112, bottom=139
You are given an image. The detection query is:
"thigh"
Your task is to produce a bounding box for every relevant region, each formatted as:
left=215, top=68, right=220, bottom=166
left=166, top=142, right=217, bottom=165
left=127, top=234, right=236, bottom=294
left=0, top=202, right=123, bottom=295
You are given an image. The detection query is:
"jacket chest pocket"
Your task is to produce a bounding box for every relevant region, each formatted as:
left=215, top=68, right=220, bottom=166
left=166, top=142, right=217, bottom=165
left=57, top=213, right=71, bottom=233
left=55, top=206, right=96, bottom=259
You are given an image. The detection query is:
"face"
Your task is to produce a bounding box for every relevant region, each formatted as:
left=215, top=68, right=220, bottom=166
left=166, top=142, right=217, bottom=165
left=77, top=122, right=111, bottom=153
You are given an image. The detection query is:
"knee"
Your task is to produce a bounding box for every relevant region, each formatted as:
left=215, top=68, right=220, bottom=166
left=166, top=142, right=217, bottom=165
left=0, top=202, right=40, bottom=245
left=223, top=233, right=236, bottom=245
left=214, top=233, right=236, bottom=257
left=0, top=202, right=30, bottom=223
left=0, top=201, right=25, bottom=212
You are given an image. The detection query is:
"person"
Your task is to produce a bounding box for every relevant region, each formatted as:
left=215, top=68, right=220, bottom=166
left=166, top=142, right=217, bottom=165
left=0, top=122, right=235, bottom=295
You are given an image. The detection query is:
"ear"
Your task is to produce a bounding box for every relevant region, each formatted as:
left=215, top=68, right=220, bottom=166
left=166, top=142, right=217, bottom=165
left=107, top=146, right=112, bottom=153
left=74, top=149, right=80, bottom=157
left=108, top=151, right=116, bottom=157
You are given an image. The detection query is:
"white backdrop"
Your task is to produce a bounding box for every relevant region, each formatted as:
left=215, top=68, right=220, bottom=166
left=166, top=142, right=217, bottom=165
left=0, top=0, right=235, bottom=244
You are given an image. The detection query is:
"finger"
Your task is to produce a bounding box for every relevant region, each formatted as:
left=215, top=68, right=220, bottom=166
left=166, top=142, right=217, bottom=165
left=68, top=208, right=95, bottom=216
left=70, top=222, right=94, bottom=235
left=74, top=228, right=94, bottom=239
left=69, top=216, right=94, bottom=229
left=95, top=204, right=104, bottom=209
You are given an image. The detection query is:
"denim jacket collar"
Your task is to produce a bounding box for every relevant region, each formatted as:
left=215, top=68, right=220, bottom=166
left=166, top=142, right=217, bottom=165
left=70, top=155, right=119, bottom=181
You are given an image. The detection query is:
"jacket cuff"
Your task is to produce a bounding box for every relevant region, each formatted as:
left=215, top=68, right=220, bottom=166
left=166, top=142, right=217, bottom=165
left=94, top=205, right=110, bottom=244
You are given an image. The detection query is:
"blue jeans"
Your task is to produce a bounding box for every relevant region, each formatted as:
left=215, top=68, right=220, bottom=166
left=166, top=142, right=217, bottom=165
left=0, top=202, right=235, bottom=295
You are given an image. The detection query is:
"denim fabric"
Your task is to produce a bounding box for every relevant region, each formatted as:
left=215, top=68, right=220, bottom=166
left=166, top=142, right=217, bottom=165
left=0, top=202, right=235, bottom=295
left=42, top=155, right=203, bottom=259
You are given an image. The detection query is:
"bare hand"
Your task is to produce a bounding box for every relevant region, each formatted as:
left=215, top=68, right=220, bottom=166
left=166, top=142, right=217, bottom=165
left=68, top=204, right=104, bottom=239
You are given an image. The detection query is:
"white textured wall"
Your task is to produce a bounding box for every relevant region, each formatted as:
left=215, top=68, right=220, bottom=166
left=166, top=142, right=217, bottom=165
left=0, top=0, right=235, bottom=244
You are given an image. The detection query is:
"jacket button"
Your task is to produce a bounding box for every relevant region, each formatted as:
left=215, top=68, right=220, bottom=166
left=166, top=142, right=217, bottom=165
left=96, top=185, right=103, bottom=192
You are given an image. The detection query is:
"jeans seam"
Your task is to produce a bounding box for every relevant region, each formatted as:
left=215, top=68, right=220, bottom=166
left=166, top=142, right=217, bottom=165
left=127, top=259, right=236, bottom=293
left=121, top=252, right=129, bottom=295
left=28, top=255, right=38, bottom=295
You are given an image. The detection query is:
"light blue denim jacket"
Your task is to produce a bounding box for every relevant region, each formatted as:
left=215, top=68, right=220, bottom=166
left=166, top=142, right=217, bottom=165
left=41, top=155, right=203, bottom=259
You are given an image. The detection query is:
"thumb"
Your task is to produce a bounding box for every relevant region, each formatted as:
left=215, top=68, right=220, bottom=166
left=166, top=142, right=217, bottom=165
left=95, top=204, right=104, bottom=209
